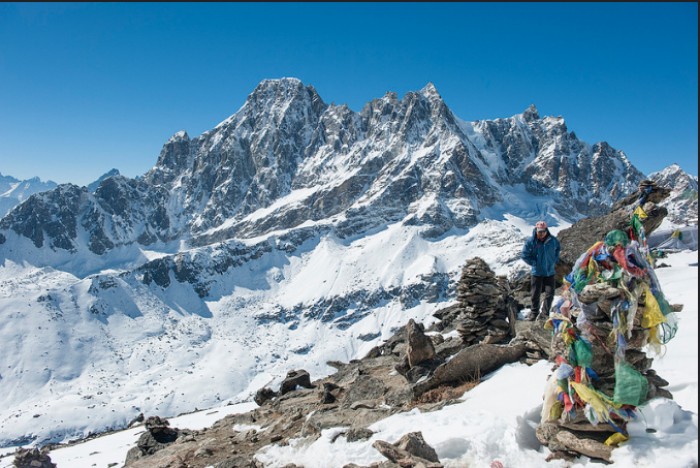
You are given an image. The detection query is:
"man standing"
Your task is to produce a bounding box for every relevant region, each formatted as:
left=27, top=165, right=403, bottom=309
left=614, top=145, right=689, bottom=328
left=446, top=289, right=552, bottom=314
left=521, top=220, right=561, bottom=320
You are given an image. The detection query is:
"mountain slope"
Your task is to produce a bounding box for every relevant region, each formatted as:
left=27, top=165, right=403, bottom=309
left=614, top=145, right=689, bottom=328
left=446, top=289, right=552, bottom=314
left=0, top=173, right=57, bottom=219
left=650, top=163, right=698, bottom=226
left=0, top=78, right=659, bottom=447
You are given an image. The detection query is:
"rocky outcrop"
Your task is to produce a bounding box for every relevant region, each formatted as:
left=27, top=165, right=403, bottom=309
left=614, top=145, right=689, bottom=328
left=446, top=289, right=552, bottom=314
left=119, top=300, right=535, bottom=468
left=405, top=319, right=436, bottom=368
left=279, top=369, right=315, bottom=395
left=556, top=180, right=671, bottom=281
left=124, top=416, right=193, bottom=464
left=412, top=342, right=527, bottom=397
left=372, top=432, right=442, bottom=467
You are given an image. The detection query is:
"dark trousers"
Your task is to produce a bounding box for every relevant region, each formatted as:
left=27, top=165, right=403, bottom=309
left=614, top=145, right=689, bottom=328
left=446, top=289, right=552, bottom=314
left=531, top=275, right=555, bottom=315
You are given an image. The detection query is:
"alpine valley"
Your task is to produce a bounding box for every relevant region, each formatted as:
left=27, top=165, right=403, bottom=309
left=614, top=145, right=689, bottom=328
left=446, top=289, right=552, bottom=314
left=0, top=78, right=696, bottom=448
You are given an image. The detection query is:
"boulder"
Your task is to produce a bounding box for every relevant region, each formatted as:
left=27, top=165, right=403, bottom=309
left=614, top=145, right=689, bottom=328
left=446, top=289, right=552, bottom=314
left=412, top=342, right=526, bottom=396
left=279, top=369, right=314, bottom=395
left=406, top=319, right=436, bottom=367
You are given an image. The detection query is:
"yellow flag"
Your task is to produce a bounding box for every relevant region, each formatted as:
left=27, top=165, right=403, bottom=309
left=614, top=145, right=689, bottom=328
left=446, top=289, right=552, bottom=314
left=641, top=285, right=667, bottom=329
left=570, top=382, right=615, bottom=420
left=633, top=205, right=648, bottom=220
left=605, top=432, right=629, bottom=446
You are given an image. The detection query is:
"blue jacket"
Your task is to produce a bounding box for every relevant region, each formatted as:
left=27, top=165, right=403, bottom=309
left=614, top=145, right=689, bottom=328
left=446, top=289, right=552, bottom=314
left=521, top=228, right=561, bottom=277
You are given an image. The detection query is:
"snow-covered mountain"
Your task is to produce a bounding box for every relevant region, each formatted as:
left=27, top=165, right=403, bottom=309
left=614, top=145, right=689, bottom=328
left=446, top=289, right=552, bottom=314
left=0, top=78, right=644, bottom=271
left=86, top=168, right=121, bottom=193
left=0, top=173, right=56, bottom=219
left=0, top=78, right=664, bottom=448
left=650, top=163, right=698, bottom=226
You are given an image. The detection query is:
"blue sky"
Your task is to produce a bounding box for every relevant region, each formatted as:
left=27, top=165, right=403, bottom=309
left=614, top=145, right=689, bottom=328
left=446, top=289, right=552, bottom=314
left=0, top=2, right=697, bottom=186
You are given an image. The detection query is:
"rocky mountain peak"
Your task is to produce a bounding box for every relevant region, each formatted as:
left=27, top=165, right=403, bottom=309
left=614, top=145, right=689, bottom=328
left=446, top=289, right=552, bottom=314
left=522, top=104, right=540, bottom=122
left=167, top=130, right=190, bottom=143
left=149, top=131, right=193, bottom=183
left=244, top=77, right=327, bottom=120
left=87, top=168, right=121, bottom=193
left=650, top=164, right=698, bottom=225
left=656, top=163, right=685, bottom=178
left=420, top=82, right=441, bottom=100
left=254, top=76, right=304, bottom=92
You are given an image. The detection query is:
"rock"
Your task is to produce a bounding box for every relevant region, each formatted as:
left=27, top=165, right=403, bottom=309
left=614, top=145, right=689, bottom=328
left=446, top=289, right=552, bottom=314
left=341, top=375, right=386, bottom=409
left=128, top=412, right=145, bottom=428
left=144, top=415, right=170, bottom=430
left=124, top=416, right=191, bottom=464
left=346, top=427, right=375, bottom=442
left=194, top=446, right=213, bottom=458
left=254, top=387, right=278, bottom=406
left=372, top=433, right=443, bottom=467
left=280, top=369, right=314, bottom=395
left=394, top=432, right=440, bottom=463
left=553, top=430, right=613, bottom=462
left=556, top=183, right=670, bottom=281
left=406, top=319, right=436, bottom=367
left=412, top=342, right=526, bottom=396
left=12, top=447, right=57, bottom=468
left=321, top=382, right=340, bottom=404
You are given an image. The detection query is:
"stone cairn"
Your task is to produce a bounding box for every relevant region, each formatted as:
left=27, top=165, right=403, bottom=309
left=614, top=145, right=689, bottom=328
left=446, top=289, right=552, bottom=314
left=455, top=257, right=512, bottom=346
left=12, top=447, right=56, bottom=468
left=536, top=180, right=680, bottom=463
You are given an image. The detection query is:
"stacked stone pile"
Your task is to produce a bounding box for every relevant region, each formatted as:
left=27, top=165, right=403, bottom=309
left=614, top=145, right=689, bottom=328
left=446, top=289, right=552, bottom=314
left=536, top=180, right=679, bottom=462
left=571, top=280, right=673, bottom=399
left=455, top=257, right=512, bottom=345
left=11, top=447, right=56, bottom=468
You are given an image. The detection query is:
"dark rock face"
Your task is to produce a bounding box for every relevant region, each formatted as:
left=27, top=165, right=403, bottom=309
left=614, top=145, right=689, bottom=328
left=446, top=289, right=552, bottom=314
left=137, top=238, right=273, bottom=297
left=0, top=184, right=84, bottom=250
left=0, top=176, right=175, bottom=256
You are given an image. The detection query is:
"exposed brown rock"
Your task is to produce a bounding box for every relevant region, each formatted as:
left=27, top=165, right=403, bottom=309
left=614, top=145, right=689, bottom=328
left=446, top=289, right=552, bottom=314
left=412, top=342, right=526, bottom=396
left=372, top=431, right=442, bottom=467
left=406, top=319, right=436, bottom=368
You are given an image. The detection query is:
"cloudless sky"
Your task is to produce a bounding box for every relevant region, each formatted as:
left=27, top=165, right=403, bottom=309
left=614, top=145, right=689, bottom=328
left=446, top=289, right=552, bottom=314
left=0, top=2, right=697, bottom=186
